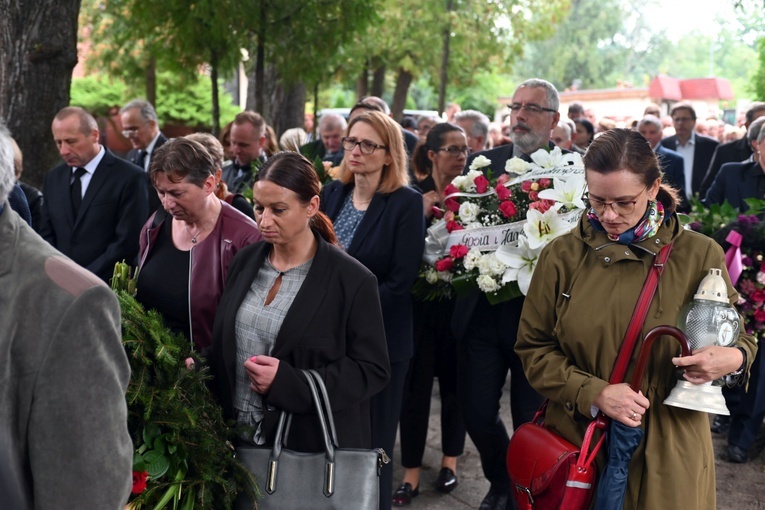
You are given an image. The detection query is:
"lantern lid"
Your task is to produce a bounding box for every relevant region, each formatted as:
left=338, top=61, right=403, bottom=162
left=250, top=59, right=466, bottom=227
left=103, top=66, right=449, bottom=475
left=693, top=268, right=728, bottom=304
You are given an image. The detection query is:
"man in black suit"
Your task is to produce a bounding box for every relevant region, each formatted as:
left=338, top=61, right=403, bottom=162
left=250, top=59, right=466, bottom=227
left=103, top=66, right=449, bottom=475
left=638, top=115, right=687, bottom=207
left=120, top=99, right=168, bottom=215
left=299, top=112, right=347, bottom=167
left=458, top=78, right=559, bottom=510
left=39, top=107, right=148, bottom=282
left=221, top=111, right=268, bottom=194
left=700, top=102, right=765, bottom=197
left=660, top=102, right=718, bottom=203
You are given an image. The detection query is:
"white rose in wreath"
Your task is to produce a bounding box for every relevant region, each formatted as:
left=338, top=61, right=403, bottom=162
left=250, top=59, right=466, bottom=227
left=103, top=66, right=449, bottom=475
left=477, top=274, right=500, bottom=293
left=459, top=202, right=481, bottom=223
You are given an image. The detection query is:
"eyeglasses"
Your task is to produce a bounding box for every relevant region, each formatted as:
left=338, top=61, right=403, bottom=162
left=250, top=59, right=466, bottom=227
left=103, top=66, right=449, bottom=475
left=581, top=188, right=647, bottom=216
left=121, top=123, right=148, bottom=138
left=341, top=137, right=387, bottom=155
left=509, top=103, right=557, bottom=115
left=437, top=146, right=471, bottom=156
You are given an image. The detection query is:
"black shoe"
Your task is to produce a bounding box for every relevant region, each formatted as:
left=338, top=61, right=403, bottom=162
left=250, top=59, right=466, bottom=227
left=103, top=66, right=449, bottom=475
left=434, top=467, right=458, bottom=493
left=479, top=486, right=510, bottom=510
left=392, top=483, right=419, bottom=507
left=727, top=444, right=748, bottom=463
left=711, top=415, right=731, bottom=434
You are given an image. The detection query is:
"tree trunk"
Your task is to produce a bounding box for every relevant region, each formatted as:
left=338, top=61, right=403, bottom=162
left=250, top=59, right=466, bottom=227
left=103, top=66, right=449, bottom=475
left=145, top=55, right=156, bottom=107
left=438, top=0, right=454, bottom=117
left=371, top=64, right=386, bottom=98
left=273, top=81, right=306, bottom=138
left=254, top=0, right=266, bottom=115
left=355, top=63, right=369, bottom=100
left=210, top=52, right=220, bottom=136
left=0, top=0, right=81, bottom=189
left=391, top=69, right=413, bottom=122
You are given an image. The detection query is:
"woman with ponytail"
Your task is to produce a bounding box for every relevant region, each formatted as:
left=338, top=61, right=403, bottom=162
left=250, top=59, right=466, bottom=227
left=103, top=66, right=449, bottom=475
left=209, top=151, right=390, bottom=456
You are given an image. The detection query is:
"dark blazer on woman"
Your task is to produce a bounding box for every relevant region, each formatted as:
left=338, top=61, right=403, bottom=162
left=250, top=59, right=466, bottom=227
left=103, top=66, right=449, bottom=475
left=703, top=160, right=765, bottom=211
left=209, top=232, right=390, bottom=451
left=321, top=181, right=425, bottom=363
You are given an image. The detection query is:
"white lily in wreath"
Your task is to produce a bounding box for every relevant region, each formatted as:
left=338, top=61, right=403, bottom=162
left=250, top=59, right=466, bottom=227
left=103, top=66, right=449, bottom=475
left=538, top=176, right=587, bottom=211
left=530, top=146, right=563, bottom=169
left=524, top=207, right=570, bottom=249
left=496, top=236, right=544, bottom=295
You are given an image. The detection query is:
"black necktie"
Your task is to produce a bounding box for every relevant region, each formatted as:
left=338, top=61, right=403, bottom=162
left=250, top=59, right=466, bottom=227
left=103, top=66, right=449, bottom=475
left=136, top=150, right=147, bottom=170
left=71, top=167, right=87, bottom=216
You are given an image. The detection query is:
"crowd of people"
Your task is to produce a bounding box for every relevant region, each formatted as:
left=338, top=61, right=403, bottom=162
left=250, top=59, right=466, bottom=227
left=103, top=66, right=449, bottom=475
left=1, top=76, right=762, bottom=510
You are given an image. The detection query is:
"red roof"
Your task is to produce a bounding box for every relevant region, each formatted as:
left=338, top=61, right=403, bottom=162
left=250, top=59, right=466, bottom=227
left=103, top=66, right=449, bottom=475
left=680, top=78, right=734, bottom=100
left=648, top=75, right=733, bottom=101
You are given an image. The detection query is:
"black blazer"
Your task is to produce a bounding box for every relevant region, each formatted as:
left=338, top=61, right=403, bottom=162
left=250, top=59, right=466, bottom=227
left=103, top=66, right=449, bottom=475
left=700, top=136, right=752, bottom=197
left=655, top=144, right=687, bottom=209
left=660, top=133, right=718, bottom=197
left=38, top=149, right=148, bottom=281
left=128, top=132, right=168, bottom=216
left=209, top=232, right=391, bottom=451
left=322, top=181, right=425, bottom=363
left=703, top=160, right=765, bottom=211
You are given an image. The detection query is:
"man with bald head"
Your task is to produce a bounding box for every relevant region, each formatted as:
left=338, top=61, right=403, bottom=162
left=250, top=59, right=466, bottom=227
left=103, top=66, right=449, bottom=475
left=39, top=107, right=148, bottom=281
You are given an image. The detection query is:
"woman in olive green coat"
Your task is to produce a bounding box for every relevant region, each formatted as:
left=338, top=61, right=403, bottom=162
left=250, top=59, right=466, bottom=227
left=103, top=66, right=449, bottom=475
left=516, top=129, right=757, bottom=510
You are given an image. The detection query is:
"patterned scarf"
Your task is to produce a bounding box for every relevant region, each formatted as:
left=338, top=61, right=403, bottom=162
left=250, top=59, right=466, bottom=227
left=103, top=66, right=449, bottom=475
left=587, top=200, right=665, bottom=245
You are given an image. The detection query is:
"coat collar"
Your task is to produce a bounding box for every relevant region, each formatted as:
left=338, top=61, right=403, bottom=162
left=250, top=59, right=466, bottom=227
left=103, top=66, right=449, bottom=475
left=324, top=182, right=390, bottom=255
left=573, top=210, right=680, bottom=265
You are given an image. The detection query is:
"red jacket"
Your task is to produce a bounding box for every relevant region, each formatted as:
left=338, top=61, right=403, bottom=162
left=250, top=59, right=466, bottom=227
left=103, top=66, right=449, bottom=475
left=138, top=201, right=261, bottom=350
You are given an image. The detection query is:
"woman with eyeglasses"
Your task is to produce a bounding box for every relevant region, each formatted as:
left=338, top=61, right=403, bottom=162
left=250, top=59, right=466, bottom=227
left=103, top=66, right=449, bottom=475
left=515, top=129, right=756, bottom=510
left=392, top=122, right=468, bottom=507
left=322, top=110, right=426, bottom=510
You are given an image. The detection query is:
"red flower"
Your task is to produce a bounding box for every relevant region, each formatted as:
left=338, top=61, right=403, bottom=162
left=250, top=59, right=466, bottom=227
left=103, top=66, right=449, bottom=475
left=499, top=201, right=517, bottom=218
left=521, top=181, right=533, bottom=192
left=444, top=184, right=460, bottom=197
left=474, top=175, right=490, bottom=193
left=538, top=178, right=552, bottom=188
left=435, top=257, right=453, bottom=272
left=529, top=200, right=554, bottom=213
left=445, top=220, right=464, bottom=233
left=528, top=191, right=539, bottom=201
left=751, top=290, right=765, bottom=303
left=497, top=174, right=510, bottom=186
left=444, top=197, right=460, bottom=212
left=495, top=184, right=511, bottom=201
left=450, top=244, right=469, bottom=259
left=132, top=471, right=148, bottom=494
left=755, top=309, right=765, bottom=322
left=431, top=206, right=444, bottom=219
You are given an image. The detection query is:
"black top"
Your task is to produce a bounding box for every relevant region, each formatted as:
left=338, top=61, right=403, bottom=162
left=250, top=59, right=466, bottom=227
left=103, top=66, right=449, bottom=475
left=136, top=218, right=191, bottom=340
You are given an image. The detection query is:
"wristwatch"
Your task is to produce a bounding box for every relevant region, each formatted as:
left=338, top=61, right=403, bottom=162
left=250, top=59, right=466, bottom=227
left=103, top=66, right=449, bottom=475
left=724, top=347, right=747, bottom=386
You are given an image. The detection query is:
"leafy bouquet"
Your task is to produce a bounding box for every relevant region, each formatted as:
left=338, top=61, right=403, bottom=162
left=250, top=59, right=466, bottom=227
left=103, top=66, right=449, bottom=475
left=688, top=197, right=765, bottom=339
left=111, top=263, right=259, bottom=509
left=415, top=147, right=585, bottom=304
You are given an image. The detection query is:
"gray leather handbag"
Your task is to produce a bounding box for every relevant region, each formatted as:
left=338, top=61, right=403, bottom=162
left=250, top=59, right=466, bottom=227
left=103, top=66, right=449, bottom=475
left=235, top=369, right=388, bottom=509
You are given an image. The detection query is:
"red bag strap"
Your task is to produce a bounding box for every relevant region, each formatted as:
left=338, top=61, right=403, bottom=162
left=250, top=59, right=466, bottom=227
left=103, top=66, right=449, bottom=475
left=608, top=243, right=673, bottom=385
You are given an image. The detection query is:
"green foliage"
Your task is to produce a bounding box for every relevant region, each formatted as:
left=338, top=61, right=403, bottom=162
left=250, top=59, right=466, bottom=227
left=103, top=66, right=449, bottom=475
left=111, top=262, right=259, bottom=509
left=687, top=197, right=765, bottom=237
left=70, top=75, right=128, bottom=117
left=70, top=73, right=239, bottom=130
left=754, top=37, right=765, bottom=100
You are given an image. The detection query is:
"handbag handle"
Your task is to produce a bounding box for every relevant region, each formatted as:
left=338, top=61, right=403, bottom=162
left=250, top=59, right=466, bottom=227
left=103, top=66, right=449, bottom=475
left=265, top=370, right=338, bottom=497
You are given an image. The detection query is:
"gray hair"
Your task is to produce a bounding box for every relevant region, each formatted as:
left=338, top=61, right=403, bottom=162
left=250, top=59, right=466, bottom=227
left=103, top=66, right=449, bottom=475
left=638, top=115, right=662, bottom=130
left=746, top=102, right=765, bottom=125
left=454, top=110, right=490, bottom=140
left=318, top=113, right=347, bottom=132
left=555, top=121, right=572, bottom=139
left=751, top=117, right=765, bottom=144
left=0, top=123, right=17, bottom=205
left=120, top=99, right=158, bottom=122
left=517, top=78, right=560, bottom=112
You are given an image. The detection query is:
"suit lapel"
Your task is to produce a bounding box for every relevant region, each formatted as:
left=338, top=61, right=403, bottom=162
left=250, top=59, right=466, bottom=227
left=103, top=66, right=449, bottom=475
left=57, top=166, right=77, bottom=226
left=346, top=191, right=387, bottom=255
left=270, top=234, right=330, bottom=358
left=75, top=150, right=113, bottom=226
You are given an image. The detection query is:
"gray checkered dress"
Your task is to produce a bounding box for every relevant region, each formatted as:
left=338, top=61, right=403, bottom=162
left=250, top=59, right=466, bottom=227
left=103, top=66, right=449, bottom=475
left=233, top=256, right=313, bottom=444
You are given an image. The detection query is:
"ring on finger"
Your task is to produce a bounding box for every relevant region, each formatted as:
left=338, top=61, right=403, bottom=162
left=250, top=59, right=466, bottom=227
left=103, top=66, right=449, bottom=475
left=631, top=412, right=638, bottom=420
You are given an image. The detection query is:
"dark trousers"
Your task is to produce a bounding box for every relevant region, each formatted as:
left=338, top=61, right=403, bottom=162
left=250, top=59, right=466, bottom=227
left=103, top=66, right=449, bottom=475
left=371, top=360, right=409, bottom=510
left=729, top=343, right=765, bottom=451
left=399, top=299, right=466, bottom=468
left=457, top=296, right=543, bottom=490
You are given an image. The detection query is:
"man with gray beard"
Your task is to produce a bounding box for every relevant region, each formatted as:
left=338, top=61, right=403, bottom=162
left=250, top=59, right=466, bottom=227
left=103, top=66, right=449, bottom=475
left=455, top=78, right=561, bottom=510
left=464, top=78, right=561, bottom=175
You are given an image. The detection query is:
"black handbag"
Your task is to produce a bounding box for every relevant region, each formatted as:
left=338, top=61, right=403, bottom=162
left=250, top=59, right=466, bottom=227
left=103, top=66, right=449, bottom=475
left=235, top=369, right=388, bottom=509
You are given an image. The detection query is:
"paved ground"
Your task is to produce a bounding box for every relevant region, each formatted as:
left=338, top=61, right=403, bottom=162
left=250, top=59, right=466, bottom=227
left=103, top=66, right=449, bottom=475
left=389, top=378, right=765, bottom=510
